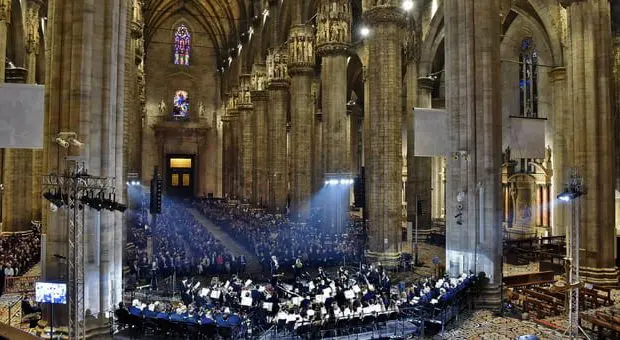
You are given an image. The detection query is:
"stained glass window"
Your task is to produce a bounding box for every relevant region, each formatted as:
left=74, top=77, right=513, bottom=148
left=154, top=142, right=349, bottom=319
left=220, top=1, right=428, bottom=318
left=174, top=24, right=191, bottom=65
left=172, top=90, right=190, bottom=119
left=519, top=37, right=538, bottom=118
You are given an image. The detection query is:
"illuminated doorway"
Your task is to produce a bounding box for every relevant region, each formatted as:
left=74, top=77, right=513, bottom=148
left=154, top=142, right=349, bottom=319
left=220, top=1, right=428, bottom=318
left=166, top=154, right=195, bottom=197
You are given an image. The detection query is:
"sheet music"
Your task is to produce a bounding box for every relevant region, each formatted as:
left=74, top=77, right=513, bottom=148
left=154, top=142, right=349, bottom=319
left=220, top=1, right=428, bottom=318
left=241, top=297, right=253, bottom=307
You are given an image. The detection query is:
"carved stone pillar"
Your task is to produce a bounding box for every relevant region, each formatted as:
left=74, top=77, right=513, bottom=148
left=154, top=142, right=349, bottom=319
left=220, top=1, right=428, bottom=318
left=411, top=77, right=434, bottom=233
left=1, top=0, right=40, bottom=231
left=362, top=1, right=405, bottom=265
left=238, top=74, right=254, bottom=203
left=445, top=0, right=503, bottom=307
left=311, top=79, right=322, bottom=194
left=317, top=0, right=352, bottom=233
left=549, top=67, right=568, bottom=236
left=0, top=0, right=10, bottom=230
left=614, top=35, right=620, bottom=238
left=288, top=25, right=315, bottom=220
left=0, top=0, right=9, bottom=82
left=25, top=0, right=44, bottom=222
left=221, top=114, right=234, bottom=198
left=563, top=0, right=618, bottom=284
left=266, top=49, right=290, bottom=212
left=251, top=64, right=268, bottom=206
left=42, top=0, right=128, bottom=328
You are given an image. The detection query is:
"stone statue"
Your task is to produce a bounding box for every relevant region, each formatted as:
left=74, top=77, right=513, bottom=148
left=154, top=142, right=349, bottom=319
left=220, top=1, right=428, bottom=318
left=503, top=146, right=511, bottom=164
left=199, top=102, right=206, bottom=117
left=158, top=99, right=167, bottom=114
left=545, top=145, right=552, bottom=162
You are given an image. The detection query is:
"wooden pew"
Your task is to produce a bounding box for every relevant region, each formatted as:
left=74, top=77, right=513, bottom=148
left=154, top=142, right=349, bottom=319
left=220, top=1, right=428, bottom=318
left=503, top=271, right=555, bottom=288
left=580, top=312, right=620, bottom=339
left=523, top=297, right=556, bottom=319
left=522, top=290, right=562, bottom=316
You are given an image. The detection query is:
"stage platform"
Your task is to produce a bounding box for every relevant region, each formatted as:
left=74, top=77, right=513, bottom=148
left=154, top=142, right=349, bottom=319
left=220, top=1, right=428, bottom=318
left=257, top=319, right=420, bottom=340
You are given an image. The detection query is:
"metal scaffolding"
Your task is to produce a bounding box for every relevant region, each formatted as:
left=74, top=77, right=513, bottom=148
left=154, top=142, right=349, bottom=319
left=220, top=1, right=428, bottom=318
left=42, top=157, right=117, bottom=339
left=559, top=169, right=589, bottom=339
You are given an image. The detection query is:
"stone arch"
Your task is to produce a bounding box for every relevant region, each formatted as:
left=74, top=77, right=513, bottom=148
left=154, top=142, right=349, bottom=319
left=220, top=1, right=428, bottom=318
left=418, top=2, right=443, bottom=77
left=522, top=0, right=564, bottom=67
left=347, top=53, right=364, bottom=105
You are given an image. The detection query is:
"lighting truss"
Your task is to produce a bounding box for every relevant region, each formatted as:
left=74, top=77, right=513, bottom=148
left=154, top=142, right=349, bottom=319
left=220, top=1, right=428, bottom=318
left=42, top=158, right=118, bottom=339
left=555, top=169, right=589, bottom=339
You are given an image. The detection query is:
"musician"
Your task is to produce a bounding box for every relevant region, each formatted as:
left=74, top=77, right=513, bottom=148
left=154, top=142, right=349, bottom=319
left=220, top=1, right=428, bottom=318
left=293, top=258, right=303, bottom=279
left=270, top=255, right=279, bottom=275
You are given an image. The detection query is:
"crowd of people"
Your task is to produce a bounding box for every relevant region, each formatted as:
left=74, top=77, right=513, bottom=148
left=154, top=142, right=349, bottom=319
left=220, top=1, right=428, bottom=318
left=126, top=199, right=242, bottom=287
left=195, top=199, right=364, bottom=273
left=0, top=226, right=41, bottom=296
left=118, top=262, right=477, bottom=337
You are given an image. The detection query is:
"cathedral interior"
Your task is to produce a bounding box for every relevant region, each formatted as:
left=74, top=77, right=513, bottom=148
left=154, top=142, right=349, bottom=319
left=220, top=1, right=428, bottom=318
left=0, top=0, right=619, bottom=339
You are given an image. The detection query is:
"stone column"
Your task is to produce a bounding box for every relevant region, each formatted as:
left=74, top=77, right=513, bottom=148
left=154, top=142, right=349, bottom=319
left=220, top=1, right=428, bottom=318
left=445, top=0, right=503, bottom=307
left=251, top=64, right=268, bottom=206
left=549, top=67, right=568, bottom=236
left=43, top=0, right=128, bottom=328
left=317, top=0, right=352, bottom=233
left=26, top=0, right=43, bottom=222
left=432, top=157, right=446, bottom=220
left=2, top=0, right=37, bottom=233
left=0, top=0, right=9, bottom=82
left=411, top=77, right=434, bottom=234
left=230, top=108, right=241, bottom=200
left=0, top=0, right=29, bottom=232
left=221, top=115, right=234, bottom=198
left=563, top=0, right=618, bottom=284
left=266, top=49, right=289, bottom=212
left=311, top=78, right=322, bottom=194
left=238, top=75, right=254, bottom=202
left=288, top=24, right=315, bottom=220
left=613, top=35, right=620, bottom=238
left=362, top=1, right=405, bottom=266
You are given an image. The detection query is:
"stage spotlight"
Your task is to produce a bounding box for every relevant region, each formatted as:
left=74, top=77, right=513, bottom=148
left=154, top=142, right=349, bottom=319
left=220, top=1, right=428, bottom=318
left=360, top=27, right=370, bottom=37
left=558, top=194, right=572, bottom=202
left=68, top=138, right=85, bottom=148
left=55, top=137, right=69, bottom=148
left=325, top=180, right=330, bottom=186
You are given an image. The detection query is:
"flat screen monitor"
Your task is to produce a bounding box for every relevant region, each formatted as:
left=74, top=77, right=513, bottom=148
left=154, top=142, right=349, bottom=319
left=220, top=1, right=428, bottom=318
left=35, top=282, right=67, bottom=304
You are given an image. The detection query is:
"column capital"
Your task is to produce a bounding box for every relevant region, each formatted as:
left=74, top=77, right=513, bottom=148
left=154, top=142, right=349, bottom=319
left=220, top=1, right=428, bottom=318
left=250, top=90, right=268, bottom=102
left=362, top=1, right=407, bottom=26
left=266, top=49, right=290, bottom=88
left=403, top=31, right=420, bottom=64
left=288, top=24, right=316, bottom=74
left=548, top=67, right=567, bottom=82
left=417, top=76, right=436, bottom=91
left=130, top=21, right=143, bottom=39
left=0, top=0, right=11, bottom=23
left=220, top=115, right=235, bottom=123
left=237, top=74, right=253, bottom=109
left=251, top=63, right=267, bottom=91
left=316, top=0, right=351, bottom=56
left=24, top=0, right=43, bottom=54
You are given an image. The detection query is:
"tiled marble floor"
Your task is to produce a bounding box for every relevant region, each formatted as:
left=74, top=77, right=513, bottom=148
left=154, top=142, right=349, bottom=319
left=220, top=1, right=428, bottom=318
left=434, top=310, right=570, bottom=340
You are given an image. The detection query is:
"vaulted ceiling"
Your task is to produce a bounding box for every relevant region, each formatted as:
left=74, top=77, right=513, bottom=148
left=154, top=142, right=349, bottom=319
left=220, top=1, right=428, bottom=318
left=142, top=0, right=254, bottom=60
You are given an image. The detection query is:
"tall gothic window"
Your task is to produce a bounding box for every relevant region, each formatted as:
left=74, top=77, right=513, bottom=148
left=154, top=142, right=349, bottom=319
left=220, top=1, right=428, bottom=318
left=172, top=90, right=189, bottom=119
left=519, top=37, right=538, bottom=117
left=174, top=24, right=191, bottom=65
